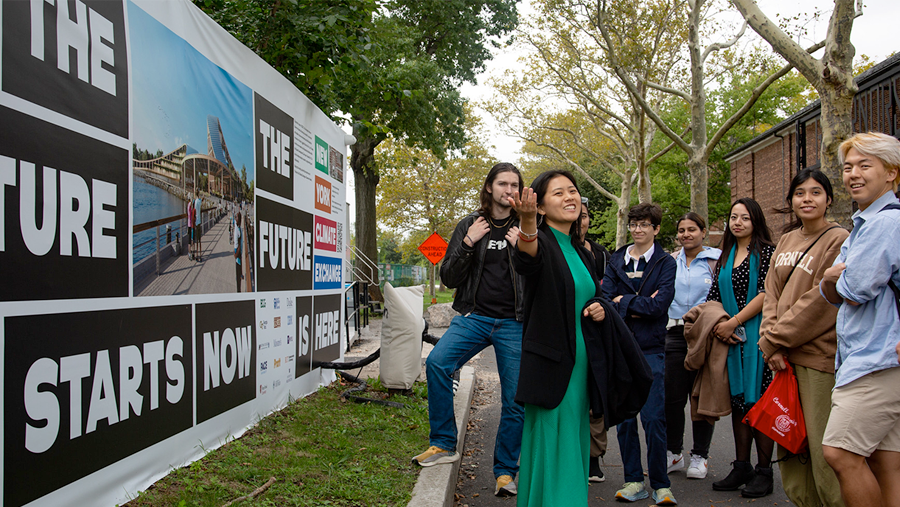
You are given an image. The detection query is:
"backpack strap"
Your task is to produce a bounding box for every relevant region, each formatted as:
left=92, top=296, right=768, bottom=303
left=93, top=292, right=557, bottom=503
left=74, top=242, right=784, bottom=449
left=878, top=203, right=900, bottom=318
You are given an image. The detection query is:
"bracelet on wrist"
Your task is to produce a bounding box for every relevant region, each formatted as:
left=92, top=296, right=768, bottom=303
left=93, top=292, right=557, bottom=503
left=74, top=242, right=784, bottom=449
left=518, top=233, right=537, bottom=243
left=734, top=315, right=743, bottom=326
left=464, top=234, right=474, bottom=246
left=519, top=229, right=538, bottom=239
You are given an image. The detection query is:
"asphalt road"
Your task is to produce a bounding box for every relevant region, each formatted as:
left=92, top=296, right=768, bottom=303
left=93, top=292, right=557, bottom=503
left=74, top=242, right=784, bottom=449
left=454, top=346, right=794, bottom=507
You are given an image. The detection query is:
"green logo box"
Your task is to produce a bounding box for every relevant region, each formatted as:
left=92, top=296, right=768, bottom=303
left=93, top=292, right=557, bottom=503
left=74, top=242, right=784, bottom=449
left=315, top=136, right=329, bottom=174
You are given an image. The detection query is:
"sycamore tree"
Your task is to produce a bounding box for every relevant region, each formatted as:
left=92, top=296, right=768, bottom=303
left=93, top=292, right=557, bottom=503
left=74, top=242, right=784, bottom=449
left=594, top=0, right=824, bottom=225
left=646, top=61, right=813, bottom=246
left=486, top=0, right=686, bottom=247
left=348, top=0, right=518, bottom=285
left=731, top=0, right=859, bottom=224
left=375, top=118, right=491, bottom=297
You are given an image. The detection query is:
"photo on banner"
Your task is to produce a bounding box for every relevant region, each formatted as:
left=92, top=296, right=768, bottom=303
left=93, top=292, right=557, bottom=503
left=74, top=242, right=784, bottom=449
left=0, top=0, right=349, bottom=505
left=129, top=2, right=255, bottom=296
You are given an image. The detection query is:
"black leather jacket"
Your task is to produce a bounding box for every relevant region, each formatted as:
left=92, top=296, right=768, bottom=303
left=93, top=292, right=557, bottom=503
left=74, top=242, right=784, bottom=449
left=439, top=212, right=525, bottom=321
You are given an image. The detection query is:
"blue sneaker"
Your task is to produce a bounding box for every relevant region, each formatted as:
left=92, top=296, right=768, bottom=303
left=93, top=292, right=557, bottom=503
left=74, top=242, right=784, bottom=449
left=615, top=482, right=649, bottom=502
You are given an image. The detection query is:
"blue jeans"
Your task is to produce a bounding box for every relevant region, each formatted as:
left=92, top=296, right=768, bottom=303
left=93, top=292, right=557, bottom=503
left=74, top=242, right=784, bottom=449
left=426, top=314, right=524, bottom=478
left=618, top=352, right=669, bottom=489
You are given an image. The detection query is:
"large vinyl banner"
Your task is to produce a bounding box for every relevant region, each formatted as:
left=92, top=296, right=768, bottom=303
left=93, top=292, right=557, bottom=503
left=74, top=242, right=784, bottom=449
left=0, top=1, right=349, bottom=505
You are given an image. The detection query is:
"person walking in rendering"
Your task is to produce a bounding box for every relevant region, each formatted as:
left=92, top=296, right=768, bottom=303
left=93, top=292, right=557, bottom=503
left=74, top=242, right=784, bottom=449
left=193, top=192, right=203, bottom=262
left=412, top=163, right=525, bottom=498
left=234, top=210, right=244, bottom=292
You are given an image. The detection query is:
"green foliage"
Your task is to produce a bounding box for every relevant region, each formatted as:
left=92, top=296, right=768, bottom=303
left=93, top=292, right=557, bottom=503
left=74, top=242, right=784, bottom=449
left=193, top=0, right=378, bottom=120
left=377, top=230, right=404, bottom=264
left=126, top=380, right=430, bottom=507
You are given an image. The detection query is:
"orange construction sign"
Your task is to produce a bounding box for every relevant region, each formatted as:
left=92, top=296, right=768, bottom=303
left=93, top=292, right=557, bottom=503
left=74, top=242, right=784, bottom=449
left=418, top=232, right=449, bottom=265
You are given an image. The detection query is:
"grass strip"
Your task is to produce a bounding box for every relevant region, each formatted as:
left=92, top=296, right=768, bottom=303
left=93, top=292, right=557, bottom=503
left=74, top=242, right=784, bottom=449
left=125, top=379, right=429, bottom=507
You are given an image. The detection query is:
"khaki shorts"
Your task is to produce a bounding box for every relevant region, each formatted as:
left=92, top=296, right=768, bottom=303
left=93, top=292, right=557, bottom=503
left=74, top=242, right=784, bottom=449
left=823, top=366, right=900, bottom=456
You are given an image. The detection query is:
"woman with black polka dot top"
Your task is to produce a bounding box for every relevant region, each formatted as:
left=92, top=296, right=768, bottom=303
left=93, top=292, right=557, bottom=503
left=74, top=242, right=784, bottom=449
left=706, top=198, right=776, bottom=498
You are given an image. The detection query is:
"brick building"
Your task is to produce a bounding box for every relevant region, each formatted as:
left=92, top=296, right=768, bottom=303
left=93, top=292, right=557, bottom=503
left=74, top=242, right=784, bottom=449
left=724, top=53, right=900, bottom=240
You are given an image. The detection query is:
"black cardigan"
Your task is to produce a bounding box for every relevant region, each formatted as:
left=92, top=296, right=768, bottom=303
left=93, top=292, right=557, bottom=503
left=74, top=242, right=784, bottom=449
left=514, top=229, right=652, bottom=424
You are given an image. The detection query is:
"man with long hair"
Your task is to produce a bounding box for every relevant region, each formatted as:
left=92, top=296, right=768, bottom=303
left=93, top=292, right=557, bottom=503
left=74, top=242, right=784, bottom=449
left=412, top=163, right=526, bottom=498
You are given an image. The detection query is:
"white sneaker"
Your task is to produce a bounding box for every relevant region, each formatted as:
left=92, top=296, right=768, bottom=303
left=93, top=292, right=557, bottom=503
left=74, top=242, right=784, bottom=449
left=666, top=450, right=684, bottom=473
left=686, top=454, right=708, bottom=479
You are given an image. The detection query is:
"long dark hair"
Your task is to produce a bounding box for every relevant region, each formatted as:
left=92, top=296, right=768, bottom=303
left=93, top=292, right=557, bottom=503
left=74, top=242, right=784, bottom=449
left=717, top=197, right=773, bottom=271
left=478, top=162, right=523, bottom=217
left=774, top=168, right=834, bottom=234
left=531, top=170, right=581, bottom=240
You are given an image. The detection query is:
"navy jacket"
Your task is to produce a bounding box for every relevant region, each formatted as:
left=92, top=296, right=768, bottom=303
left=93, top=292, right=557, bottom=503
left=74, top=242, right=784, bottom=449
left=602, top=241, right=677, bottom=354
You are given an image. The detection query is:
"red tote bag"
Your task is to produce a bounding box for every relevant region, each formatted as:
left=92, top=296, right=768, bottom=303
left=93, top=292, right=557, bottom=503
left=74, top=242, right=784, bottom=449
left=743, top=362, right=808, bottom=454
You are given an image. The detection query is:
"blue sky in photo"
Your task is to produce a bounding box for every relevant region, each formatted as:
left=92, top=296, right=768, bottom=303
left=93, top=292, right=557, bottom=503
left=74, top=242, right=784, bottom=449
left=129, top=2, right=254, bottom=182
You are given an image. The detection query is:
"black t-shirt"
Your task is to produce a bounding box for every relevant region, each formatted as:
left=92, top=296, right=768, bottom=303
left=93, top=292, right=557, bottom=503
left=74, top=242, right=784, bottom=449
left=473, top=221, right=516, bottom=319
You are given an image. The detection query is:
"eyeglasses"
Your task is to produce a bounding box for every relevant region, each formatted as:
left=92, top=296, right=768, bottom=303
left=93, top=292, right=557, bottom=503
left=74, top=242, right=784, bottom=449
left=627, top=222, right=654, bottom=231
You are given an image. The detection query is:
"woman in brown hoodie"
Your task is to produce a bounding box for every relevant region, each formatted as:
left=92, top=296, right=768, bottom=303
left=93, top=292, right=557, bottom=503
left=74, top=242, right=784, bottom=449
left=758, top=168, right=849, bottom=507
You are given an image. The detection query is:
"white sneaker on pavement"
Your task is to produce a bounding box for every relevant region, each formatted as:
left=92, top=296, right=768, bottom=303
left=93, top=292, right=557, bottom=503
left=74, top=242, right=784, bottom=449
left=686, top=454, right=709, bottom=479
left=666, top=450, right=684, bottom=473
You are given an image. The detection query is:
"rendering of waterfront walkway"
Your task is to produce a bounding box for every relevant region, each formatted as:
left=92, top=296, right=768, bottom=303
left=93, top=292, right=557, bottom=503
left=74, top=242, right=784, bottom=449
left=135, top=217, right=249, bottom=297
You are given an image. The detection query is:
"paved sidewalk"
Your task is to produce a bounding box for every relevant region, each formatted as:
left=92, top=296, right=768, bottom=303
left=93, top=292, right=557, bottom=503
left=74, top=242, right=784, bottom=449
left=454, top=347, right=793, bottom=507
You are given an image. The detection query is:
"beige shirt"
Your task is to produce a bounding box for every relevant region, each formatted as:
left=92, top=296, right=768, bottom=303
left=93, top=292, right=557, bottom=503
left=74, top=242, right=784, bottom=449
left=758, top=224, right=849, bottom=373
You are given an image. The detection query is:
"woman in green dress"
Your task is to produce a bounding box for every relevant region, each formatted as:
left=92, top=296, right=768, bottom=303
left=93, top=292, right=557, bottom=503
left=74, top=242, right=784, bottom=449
left=511, top=170, right=606, bottom=506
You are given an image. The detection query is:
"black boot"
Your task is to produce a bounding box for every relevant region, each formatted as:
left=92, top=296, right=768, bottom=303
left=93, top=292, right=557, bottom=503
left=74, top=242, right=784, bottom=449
left=741, top=465, right=774, bottom=498
left=712, top=461, right=754, bottom=491
left=589, top=456, right=605, bottom=483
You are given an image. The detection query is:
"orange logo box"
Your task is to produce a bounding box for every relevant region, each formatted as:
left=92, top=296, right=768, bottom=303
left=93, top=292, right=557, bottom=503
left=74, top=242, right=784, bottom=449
left=315, top=176, right=331, bottom=213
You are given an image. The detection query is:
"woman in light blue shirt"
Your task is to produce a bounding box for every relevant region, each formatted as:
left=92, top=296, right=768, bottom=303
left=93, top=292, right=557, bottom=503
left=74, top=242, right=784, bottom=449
left=665, top=212, right=721, bottom=480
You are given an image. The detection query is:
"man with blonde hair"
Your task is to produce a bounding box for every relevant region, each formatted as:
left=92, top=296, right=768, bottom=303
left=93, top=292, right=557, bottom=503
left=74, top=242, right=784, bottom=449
left=820, top=132, right=900, bottom=507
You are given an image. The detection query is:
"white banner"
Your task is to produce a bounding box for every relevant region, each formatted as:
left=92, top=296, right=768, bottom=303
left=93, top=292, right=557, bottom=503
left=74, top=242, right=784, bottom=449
left=0, top=1, right=349, bottom=505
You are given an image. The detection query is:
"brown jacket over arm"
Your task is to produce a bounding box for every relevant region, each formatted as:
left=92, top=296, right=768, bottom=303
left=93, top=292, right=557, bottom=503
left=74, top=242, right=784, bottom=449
left=683, top=301, right=732, bottom=423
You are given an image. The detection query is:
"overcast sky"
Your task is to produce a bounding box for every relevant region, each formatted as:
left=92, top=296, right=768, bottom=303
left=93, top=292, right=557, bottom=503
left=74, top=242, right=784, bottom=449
left=462, top=0, right=900, bottom=163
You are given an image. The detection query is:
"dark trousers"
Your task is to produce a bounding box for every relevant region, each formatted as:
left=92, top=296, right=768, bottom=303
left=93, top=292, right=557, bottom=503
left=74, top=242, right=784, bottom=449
left=618, top=352, right=669, bottom=489
left=665, top=325, right=714, bottom=458
left=235, top=261, right=242, bottom=292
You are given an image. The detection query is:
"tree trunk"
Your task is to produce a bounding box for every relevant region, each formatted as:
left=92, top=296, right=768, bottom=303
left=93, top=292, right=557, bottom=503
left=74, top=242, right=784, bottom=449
left=685, top=0, right=709, bottom=224
left=731, top=0, right=857, bottom=226
left=615, top=177, right=633, bottom=249
left=819, top=84, right=856, bottom=227
left=350, top=125, right=383, bottom=287
left=428, top=263, right=436, bottom=301
left=688, top=150, right=709, bottom=224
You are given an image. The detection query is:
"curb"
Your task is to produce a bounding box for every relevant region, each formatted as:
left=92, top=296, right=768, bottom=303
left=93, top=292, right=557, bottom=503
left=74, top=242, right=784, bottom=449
left=407, top=365, right=476, bottom=507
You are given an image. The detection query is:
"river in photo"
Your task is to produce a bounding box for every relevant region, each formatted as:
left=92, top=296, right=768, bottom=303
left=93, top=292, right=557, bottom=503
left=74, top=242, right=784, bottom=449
left=133, top=176, right=187, bottom=263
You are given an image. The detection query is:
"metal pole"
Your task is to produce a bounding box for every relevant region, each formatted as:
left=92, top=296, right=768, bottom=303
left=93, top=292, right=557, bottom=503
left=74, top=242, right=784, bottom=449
left=431, top=263, right=437, bottom=305
left=155, top=225, right=160, bottom=275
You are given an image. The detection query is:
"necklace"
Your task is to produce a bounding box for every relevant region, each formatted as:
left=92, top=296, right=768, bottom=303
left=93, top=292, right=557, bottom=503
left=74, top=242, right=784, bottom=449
left=800, top=223, right=827, bottom=241
left=488, top=215, right=512, bottom=228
